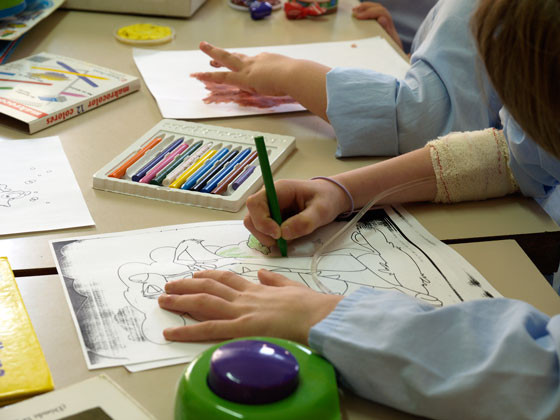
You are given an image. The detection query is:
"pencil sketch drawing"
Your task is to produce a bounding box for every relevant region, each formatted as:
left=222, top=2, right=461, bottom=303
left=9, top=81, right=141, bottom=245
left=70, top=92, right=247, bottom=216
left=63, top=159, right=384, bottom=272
left=51, top=207, right=500, bottom=368
left=0, top=184, right=30, bottom=207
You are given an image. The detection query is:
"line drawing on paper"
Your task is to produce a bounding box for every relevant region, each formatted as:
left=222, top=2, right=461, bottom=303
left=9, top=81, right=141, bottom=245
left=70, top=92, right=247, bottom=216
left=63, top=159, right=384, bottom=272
left=0, top=183, right=30, bottom=207
left=51, top=208, right=498, bottom=368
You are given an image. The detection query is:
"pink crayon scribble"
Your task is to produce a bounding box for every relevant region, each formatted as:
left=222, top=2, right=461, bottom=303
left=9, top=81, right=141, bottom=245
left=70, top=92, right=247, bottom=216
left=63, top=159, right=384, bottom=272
left=193, top=76, right=297, bottom=109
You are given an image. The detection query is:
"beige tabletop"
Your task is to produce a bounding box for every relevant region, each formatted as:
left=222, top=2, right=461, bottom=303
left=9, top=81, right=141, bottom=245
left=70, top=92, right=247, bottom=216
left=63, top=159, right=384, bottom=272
left=0, top=0, right=558, bottom=275
left=15, top=239, right=560, bottom=420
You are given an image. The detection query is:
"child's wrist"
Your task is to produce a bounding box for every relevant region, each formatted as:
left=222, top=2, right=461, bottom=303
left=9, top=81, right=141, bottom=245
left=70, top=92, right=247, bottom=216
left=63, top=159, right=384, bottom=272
left=310, top=176, right=355, bottom=217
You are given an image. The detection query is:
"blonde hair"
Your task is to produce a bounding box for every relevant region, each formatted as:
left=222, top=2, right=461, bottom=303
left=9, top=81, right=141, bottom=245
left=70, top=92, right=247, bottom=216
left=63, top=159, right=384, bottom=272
left=472, top=0, right=560, bottom=158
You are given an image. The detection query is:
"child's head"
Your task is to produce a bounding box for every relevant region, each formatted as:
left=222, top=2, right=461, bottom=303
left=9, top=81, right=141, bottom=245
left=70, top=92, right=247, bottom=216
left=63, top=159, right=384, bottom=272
left=473, top=0, right=559, bottom=158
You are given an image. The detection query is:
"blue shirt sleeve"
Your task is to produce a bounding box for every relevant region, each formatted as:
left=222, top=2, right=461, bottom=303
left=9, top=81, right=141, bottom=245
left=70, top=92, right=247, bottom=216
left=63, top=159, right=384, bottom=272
left=326, top=0, right=502, bottom=157
left=501, top=108, right=560, bottom=224
left=309, top=287, right=560, bottom=419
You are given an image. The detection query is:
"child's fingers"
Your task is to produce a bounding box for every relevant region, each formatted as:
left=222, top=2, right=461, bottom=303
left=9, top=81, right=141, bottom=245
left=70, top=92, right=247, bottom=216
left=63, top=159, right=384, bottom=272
left=163, top=319, right=244, bottom=342
left=158, top=293, right=236, bottom=321
left=164, top=277, right=237, bottom=301
left=243, top=215, right=278, bottom=247
left=258, top=269, right=306, bottom=288
left=353, top=3, right=385, bottom=19
left=246, top=188, right=282, bottom=239
left=199, top=41, right=243, bottom=72
left=281, top=203, right=329, bottom=240
left=193, top=269, right=252, bottom=291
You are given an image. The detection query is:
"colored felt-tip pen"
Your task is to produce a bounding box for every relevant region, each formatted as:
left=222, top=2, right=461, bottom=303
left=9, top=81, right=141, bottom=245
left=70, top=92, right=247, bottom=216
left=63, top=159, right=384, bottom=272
left=131, top=137, right=184, bottom=182
left=108, top=135, right=163, bottom=179
left=231, top=164, right=256, bottom=190
left=139, top=138, right=188, bottom=184
left=254, top=136, right=288, bottom=257
left=150, top=140, right=203, bottom=186
left=164, top=142, right=215, bottom=187
left=168, top=149, right=218, bottom=189
left=201, top=148, right=252, bottom=193
left=211, top=150, right=258, bottom=195
left=180, top=147, right=231, bottom=191
left=191, top=148, right=241, bottom=192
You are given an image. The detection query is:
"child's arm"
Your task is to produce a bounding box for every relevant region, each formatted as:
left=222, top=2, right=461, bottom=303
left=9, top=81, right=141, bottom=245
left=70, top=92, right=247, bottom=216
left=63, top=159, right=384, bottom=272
left=352, top=2, right=404, bottom=51
left=245, top=146, right=436, bottom=246
left=192, top=42, right=330, bottom=120
left=310, top=288, right=560, bottom=419
left=157, top=267, right=560, bottom=418
left=245, top=128, right=518, bottom=246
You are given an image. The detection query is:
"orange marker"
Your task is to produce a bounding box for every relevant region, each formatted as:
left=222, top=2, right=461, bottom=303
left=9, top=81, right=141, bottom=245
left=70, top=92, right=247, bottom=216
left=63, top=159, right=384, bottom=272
left=108, top=136, right=163, bottom=179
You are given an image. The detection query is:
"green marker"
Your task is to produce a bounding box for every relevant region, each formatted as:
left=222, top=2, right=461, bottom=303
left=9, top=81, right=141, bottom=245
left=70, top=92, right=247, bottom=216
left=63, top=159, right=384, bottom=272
left=254, top=136, right=288, bottom=257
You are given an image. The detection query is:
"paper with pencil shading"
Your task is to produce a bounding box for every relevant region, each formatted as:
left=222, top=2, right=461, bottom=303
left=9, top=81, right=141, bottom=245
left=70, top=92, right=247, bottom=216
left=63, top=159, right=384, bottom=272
left=133, top=36, right=410, bottom=119
left=50, top=208, right=499, bottom=370
left=0, top=136, right=94, bottom=235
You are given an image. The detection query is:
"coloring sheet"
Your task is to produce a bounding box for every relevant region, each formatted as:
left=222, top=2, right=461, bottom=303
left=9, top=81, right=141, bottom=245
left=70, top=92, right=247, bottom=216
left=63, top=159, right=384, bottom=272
left=0, top=136, right=94, bottom=235
left=0, top=0, right=63, bottom=41
left=50, top=207, right=500, bottom=370
left=133, top=36, right=410, bottom=119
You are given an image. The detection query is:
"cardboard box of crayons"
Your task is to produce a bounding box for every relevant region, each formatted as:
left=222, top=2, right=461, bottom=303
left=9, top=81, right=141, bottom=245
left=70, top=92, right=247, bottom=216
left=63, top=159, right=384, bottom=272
left=93, top=120, right=295, bottom=212
left=0, top=52, right=139, bottom=133
left=62, top=0, right=207, bottom=18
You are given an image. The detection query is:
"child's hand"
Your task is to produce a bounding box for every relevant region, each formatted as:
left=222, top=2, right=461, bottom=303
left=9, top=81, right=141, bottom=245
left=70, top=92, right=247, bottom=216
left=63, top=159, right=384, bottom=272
left=158, top=269, right=343, bottom=345
left=191, top=41, right=295, bottom=97
left=244, top=178, right=352, bottom=247
left=352, top=2, right=403, bottom=51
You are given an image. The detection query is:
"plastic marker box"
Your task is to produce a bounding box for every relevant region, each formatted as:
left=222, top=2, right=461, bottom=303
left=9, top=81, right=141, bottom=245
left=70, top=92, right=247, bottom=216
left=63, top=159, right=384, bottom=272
left=93, top=120, right=295, bottom=212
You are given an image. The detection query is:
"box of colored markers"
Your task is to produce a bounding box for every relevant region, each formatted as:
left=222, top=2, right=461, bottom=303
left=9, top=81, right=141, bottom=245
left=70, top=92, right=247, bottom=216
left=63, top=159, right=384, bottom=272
left=93, top=119, right=296, bottom=212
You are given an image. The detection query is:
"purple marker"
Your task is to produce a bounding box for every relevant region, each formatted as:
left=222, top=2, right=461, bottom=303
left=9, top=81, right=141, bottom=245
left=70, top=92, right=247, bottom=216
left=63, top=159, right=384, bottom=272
left=231, top=165, right=256, bottom=190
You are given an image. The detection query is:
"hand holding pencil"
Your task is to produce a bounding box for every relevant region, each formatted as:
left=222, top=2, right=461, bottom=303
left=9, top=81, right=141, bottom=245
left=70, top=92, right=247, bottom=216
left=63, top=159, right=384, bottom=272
left=243, top=175, right=352, bottom=251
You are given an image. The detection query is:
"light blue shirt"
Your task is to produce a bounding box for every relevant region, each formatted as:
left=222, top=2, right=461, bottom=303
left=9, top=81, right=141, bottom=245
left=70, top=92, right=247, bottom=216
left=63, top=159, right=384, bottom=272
left=310, top=287, right=560, bottom=419
left=502, top=108, right=560, bottom=225
left=326, top=0, right=502, bottom=157
left=372, top=0, right=437, bottom=53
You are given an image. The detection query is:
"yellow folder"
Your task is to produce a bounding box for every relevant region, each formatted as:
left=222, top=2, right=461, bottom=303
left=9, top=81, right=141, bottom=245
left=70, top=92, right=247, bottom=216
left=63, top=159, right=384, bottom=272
left=0, top=257, right=54, bottom=406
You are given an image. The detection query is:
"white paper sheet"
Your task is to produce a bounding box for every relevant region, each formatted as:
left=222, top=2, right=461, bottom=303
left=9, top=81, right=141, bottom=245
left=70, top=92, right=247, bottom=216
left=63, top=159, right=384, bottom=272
left=0, top=374, right=156, bottom=420
left=133, top=36, right=410, bottom=119
left=50, top=207, right=500, bottom=370
left=0, top=136, right=94, bottom=235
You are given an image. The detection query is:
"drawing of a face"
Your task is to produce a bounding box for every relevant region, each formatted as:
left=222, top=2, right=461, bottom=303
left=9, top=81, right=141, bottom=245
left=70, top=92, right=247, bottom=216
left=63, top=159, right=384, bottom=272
left=0, top=184, right=30, bottom=207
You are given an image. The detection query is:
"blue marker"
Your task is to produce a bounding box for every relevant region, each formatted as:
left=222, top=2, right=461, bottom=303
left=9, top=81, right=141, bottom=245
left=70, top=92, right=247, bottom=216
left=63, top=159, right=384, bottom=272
left=191, top=149, right=241, bottom=192
left=132, top=137, right=184, bottom=182
left=201, top=148, right=252, bottom=193
left=232, top=165, right=256, bottom=190
left=180, top=147, right=230, bottom=190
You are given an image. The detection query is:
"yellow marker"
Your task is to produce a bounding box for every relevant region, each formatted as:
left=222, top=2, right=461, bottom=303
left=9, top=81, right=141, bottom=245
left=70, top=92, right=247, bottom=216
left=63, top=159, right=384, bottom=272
left=31, top=67, right=109, bottom=80
left=169, top=150, right=217, bottom=189
left=115, top=23, right=174, bottom=45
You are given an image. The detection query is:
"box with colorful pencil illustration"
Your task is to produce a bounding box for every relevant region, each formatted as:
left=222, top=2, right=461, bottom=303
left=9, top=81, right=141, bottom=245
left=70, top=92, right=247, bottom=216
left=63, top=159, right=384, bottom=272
left=0, top=52, right=139, bottom=133
left=93, top=119, right=296, bottom=212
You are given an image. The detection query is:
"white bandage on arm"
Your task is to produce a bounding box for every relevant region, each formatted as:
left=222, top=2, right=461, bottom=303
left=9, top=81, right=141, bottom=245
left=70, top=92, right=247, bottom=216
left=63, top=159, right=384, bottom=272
left=428, top=128, right=519, bottom=203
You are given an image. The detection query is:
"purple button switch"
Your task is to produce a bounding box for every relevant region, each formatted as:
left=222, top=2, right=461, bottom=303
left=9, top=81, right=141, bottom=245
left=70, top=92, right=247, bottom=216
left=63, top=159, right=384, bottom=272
left=208, top=340, right=300, bottom=404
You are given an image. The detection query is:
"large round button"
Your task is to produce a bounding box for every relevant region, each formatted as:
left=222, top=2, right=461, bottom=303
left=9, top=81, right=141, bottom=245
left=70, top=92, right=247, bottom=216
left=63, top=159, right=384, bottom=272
left=208, top=339, right=300, bottom=404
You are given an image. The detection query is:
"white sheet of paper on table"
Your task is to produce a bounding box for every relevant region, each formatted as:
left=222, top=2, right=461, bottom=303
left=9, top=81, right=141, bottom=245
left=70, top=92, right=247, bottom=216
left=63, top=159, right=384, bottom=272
left=0, top=136, right=94, bottom=235
left=50, top=207, right=500, bottom=370
left=133, top=36, right=410, bottom=119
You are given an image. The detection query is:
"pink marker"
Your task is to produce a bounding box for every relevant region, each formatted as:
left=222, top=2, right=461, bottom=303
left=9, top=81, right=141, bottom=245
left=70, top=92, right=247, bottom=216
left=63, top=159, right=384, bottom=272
left=139, top=141, right=190, bottom=184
